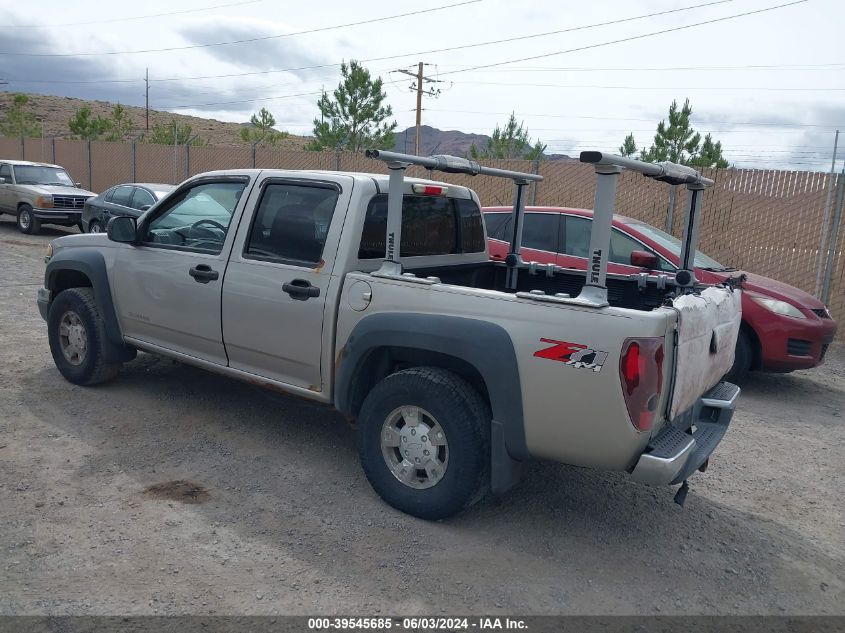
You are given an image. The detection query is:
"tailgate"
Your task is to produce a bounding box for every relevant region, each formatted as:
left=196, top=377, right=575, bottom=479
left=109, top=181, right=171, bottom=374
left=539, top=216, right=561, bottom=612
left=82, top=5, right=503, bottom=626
left=669, top=286, right=742, bottom=419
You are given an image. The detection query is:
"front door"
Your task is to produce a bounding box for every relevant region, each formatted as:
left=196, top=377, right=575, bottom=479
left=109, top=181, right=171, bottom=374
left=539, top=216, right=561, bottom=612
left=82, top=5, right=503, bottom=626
left=112, top=177, right=251, bottom=365
left=222, top=176, right=351, bottom=390
left=0, top=163, right=14, bottom=213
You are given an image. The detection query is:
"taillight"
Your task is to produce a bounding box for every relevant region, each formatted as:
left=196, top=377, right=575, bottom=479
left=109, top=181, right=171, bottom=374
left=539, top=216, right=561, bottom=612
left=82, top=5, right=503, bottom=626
left=411, top=184, right=449, bottom=196
left=619, top=337, right=665, bottom=432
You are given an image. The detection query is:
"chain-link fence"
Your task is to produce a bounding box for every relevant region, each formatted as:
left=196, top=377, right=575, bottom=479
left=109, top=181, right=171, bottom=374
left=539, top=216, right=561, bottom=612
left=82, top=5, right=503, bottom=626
left=2, top=136, right=842, bottom=338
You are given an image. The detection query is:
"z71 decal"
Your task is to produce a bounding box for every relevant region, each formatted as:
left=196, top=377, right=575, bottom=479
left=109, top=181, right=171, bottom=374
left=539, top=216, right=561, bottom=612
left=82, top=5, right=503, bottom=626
left=533, top=338, right=608, bottom=373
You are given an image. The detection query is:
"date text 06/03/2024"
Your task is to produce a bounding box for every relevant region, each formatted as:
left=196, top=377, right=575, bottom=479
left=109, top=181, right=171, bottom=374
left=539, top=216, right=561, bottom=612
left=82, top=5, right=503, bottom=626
left=307, top=617, right=528, bottom=630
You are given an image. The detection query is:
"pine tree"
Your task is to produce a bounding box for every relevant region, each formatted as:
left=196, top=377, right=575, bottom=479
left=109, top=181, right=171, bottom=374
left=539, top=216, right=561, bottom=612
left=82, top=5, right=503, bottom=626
left=619, top=133, right=637, bottom=157
left=306, top=60, right=397, bottom=152
left=689, top=133, right=729, bottom=168
left=240, top=107, right=288, bottom=145
left=68, top=107, right=109, bottom=141
left=145, top=119, right=204, bottom=145
left=469, top=113, right=545, bottom=160
left=104, top=104, right=134, bottom=142
left=0, top=94, right=42, bottom=137
left=637, top=99, right=728, bottom=168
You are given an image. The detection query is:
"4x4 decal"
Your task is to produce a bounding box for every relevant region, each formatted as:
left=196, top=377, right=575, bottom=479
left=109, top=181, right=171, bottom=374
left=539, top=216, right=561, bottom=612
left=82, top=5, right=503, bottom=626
left=534, top=338, right=608, bottom=373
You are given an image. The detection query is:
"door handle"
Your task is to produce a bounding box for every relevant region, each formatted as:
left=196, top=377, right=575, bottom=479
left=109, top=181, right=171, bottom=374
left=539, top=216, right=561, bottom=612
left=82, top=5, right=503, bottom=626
left=188, top=264, right=219, bottom=284
left=282, top=278, right=320, bottom=301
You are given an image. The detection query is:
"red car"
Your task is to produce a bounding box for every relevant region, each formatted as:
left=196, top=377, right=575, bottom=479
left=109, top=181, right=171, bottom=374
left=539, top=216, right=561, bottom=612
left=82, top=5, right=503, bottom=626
left=484, top=206, right=837, bottom=381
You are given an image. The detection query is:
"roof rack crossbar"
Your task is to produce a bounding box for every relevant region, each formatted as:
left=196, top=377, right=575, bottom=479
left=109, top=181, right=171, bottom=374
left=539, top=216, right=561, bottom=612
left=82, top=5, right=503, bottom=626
left=577, top=151, right=716, bottom=304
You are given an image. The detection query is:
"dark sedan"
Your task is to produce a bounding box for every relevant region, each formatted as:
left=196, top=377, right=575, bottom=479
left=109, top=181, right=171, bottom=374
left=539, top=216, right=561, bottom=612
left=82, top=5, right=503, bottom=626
left=82, top=182, right=174, bottom=233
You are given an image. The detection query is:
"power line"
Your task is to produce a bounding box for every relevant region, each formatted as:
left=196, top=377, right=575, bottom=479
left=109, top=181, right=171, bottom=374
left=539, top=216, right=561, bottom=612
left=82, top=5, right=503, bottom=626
left=437, top=0, right=809, bottom=76
left=161, top=90, right=323, bottom=109
left=430, top=62, right=845, bottom=72
left=0, top=0, right=264, bottom=29
left=456, top=81, right=845, bottom=92
left=11, top=60, right=845, bottom=86
left=422, top=109, right=843, bottom=128
left=0, top=0, right=483, bottom=57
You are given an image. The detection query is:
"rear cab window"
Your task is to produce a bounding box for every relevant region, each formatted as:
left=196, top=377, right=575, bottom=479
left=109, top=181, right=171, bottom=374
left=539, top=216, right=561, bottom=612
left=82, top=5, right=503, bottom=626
left=358, top=194, right=485, bottom=259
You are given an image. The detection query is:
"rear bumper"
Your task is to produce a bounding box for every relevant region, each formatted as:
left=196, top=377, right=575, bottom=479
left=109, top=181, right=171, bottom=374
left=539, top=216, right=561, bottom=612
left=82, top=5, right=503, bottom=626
left=630, top=382, right=739, bottom=486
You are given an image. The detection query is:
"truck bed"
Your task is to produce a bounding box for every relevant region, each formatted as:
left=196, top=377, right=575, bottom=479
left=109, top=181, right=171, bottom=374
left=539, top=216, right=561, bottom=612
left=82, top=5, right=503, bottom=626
left=405, top=260, right=672, bottom=312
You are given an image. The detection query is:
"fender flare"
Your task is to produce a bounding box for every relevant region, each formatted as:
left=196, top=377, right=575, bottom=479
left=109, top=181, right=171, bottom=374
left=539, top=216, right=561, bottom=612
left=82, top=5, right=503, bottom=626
left=335, top=313, right=528, bottom=492
left=44, top=249, right=135, bottom=363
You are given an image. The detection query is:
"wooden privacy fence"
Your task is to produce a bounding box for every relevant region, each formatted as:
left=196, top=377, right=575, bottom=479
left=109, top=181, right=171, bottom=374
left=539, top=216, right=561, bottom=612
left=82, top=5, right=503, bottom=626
left=2, top=136, right=842, bottom=340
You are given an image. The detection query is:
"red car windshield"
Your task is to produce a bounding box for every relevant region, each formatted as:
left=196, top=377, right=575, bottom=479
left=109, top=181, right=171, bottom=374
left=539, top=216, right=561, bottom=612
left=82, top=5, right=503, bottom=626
left=624, top=220, right=729, bottom=271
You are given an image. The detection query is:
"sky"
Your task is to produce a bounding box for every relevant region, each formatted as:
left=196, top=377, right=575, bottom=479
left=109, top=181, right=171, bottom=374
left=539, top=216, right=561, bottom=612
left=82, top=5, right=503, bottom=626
left=1, top=0, right=843, bottom=170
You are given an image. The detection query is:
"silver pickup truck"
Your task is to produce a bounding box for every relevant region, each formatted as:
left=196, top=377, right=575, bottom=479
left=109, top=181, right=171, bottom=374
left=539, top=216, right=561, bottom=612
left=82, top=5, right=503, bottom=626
left=37, top=150, right=741, bottom=519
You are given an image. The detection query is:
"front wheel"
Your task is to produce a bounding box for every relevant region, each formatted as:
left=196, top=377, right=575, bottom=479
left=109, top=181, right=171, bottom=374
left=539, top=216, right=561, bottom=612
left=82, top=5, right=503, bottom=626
left=357, top=367, right=490, bottom=520
left=17, top=205, right=40, bottom=235
left=47, top=287, right=121, bottom=385
left=88, top=220, right=103, bottom=234
left=725, top=329, right=753, bottom=383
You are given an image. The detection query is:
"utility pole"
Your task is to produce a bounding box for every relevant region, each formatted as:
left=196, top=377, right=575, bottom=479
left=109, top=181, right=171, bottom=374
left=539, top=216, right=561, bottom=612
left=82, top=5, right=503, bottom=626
left=145, top=68, right=150, bottom=131
left=394, top=63, right=448, bottom=156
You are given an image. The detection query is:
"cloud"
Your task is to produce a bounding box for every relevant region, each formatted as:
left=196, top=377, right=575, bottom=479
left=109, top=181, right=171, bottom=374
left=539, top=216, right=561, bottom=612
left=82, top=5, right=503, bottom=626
left=176, top=18, right=331, bottom=81
left=0, top=24, right=255, bottom=114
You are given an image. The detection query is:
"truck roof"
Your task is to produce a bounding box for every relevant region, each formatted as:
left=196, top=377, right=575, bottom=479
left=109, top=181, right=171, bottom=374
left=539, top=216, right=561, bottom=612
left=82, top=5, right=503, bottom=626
left=1, top=159, right=63, bottom=168
left=194, top=169, right=475, bottom=199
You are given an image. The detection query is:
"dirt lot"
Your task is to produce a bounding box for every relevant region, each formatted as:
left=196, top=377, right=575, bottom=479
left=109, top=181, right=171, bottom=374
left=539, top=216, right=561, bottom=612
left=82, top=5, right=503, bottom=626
left=0, top=217, right=843, bottom=616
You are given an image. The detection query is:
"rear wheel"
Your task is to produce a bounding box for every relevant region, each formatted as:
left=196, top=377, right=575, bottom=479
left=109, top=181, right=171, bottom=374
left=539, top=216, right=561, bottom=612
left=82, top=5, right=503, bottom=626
left=47, top=288, right=121, bottom=385
left=16, top=205, right=40, bottom=235
left=725, top=329, right=753, bottom=383
left=357, top=367, right=490, bottom=520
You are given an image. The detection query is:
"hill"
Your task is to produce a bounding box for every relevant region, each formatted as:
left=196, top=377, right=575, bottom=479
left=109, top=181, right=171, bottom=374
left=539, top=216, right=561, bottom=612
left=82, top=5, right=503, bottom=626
left=394, top=125, right=491, bottom=157
left=394, top=124, right=572, bottom=161
left=0, top=92, right=310, bottom=149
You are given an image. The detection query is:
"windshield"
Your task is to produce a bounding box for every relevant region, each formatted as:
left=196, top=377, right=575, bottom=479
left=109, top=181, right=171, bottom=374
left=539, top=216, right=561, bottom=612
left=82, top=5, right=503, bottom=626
left=13, top=165, right=74, bottom=187
left=625, top=220, right=728, bottom=270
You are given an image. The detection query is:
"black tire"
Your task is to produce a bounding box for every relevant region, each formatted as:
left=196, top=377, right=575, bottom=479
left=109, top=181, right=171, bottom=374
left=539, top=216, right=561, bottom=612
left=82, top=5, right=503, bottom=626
left=357, top=367, right=490, bottom=520
left=88, top=220, right=103, bottom=234
left=47, top=287, right=121, bottom=386
left=725, top=329, right=753, bottom=384
left=16, top=205, right=40, bottom=235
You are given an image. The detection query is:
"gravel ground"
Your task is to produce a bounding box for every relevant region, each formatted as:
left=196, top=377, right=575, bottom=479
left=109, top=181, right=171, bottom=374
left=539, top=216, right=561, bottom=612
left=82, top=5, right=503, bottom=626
left=0, top=216, right=843, bottom=616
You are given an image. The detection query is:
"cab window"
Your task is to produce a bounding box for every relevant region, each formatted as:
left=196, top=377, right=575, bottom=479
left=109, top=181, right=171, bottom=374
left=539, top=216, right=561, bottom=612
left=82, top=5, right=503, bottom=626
left=0, top=164, right=11, bottom=182
left=244, top=182, right=339, bottom=265
left=359, top=195, right=484, bottom=259
left=144, top=180, right=247, bottom=254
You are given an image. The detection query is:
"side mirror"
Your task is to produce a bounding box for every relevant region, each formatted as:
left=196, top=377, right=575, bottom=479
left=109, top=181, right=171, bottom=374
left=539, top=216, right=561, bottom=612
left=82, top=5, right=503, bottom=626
left=630, top=250, right=659, bottom=269
left=140, top=205, right=152, bottom=212
left=75, top=182, right=82, bottom=188
left=0, top=177, right=6, bottom=184
left=107, top=216, right=138, bottom=244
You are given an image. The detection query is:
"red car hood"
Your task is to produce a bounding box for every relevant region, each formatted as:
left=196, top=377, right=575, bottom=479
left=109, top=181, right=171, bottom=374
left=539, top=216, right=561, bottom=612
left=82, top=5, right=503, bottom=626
left=705, top=270, right=826, bottom=309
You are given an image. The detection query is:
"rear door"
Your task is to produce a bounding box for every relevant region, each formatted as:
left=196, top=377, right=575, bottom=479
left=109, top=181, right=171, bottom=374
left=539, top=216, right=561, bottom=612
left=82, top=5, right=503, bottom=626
left=130, top=187, right=157, bottom=213
left=485, top=211, right=560, bottom=265
left=103, top=185, right=136, bottom=223
left=221, top=174, right=353, bottom=390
